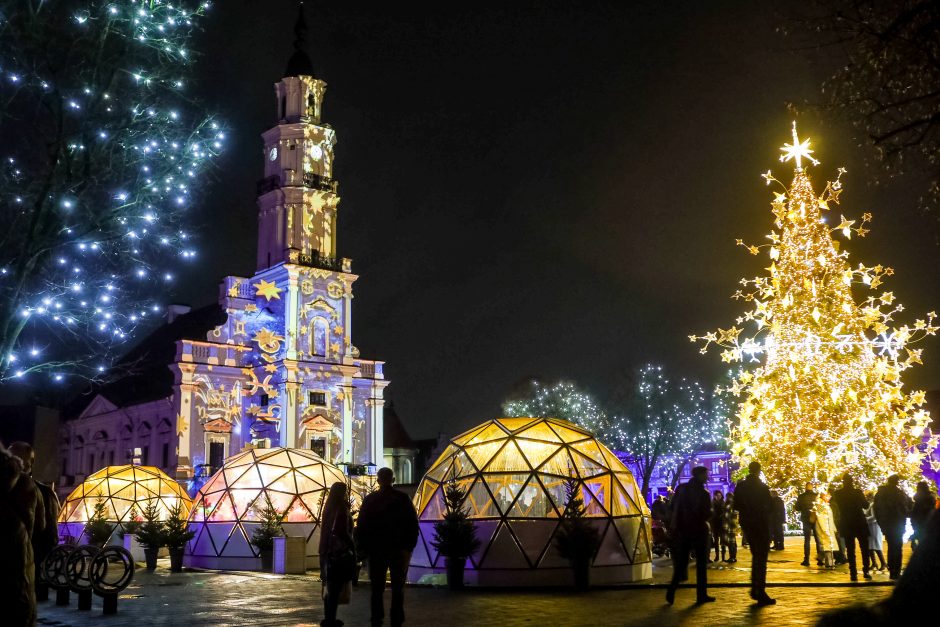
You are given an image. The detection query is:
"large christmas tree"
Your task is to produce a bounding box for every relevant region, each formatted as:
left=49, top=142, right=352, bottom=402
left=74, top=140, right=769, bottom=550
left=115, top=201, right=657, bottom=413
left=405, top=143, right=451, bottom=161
left=693, top=123, right=939, bottom=491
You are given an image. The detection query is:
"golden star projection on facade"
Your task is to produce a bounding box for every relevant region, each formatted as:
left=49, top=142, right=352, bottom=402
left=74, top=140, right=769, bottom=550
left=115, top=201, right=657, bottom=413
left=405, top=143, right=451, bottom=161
left=691, top=123, right=939, bottom=492
left=252, top=278, right=283, bottom=301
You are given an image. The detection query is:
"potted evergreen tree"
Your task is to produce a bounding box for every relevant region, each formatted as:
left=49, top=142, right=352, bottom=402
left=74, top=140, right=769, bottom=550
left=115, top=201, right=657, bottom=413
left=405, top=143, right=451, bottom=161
left=135, top=501, right=166, bottom=571
left=163, top=501, right=194, bottom=573
left=431, top=481, right=480, bottom=589
left=250, top=496, right=285, bottom=572
left=84, top=499, right=115, bottom=547
left=555, top=478, right=601, bottom=590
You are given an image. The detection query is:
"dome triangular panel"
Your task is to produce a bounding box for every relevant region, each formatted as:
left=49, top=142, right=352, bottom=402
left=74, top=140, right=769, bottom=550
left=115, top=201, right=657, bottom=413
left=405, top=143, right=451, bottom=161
left=517, top=420, right=564, bottom=443
left=508, top=518, right=558, bottom=567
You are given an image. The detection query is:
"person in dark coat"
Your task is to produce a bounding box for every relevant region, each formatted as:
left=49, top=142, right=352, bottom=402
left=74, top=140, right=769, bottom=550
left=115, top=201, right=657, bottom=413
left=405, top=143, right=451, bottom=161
left=795, top=482, right=822, bottom=566
left=733, top=461, right=775, bottom=606
left=709, top=490, right=726, bottom=562
left=770, top=491, right=786, bottom=550
left=0, top=443, right=38, bottom=626
left=319, top=482, right=355, bottom=627
left=874, top=474, right=912, bottom=580
left=651, top=495, right=670, bottom=526
left=665, top=466, right=715, bottom=605
left=830, top=474, right=871, bottom=581
left=355, top=467, right=419, bottom=627
left=10, top=442, right=59, bottom=600
left=910, top=481, right=934, bottom=551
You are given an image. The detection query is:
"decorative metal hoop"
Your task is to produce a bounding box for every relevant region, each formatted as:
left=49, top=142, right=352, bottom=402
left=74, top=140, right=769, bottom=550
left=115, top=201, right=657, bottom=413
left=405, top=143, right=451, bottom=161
left=66, top=545, right=99, bottom=592
left=90, top=546, right=135, bottom=595
left=41, top=545, right=75, bottom=588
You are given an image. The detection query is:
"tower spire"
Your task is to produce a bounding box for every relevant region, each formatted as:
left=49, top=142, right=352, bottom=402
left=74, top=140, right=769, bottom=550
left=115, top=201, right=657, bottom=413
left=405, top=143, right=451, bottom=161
left=284, top=1, right=315, bottom=78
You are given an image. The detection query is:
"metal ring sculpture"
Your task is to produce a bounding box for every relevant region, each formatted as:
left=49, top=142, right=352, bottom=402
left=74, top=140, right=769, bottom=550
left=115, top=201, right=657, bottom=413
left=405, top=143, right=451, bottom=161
left=41, top=545, right=75, bottom=589
left=66, top=545, right=99, bottom=592
left=90, top=546, right=135, bottom=596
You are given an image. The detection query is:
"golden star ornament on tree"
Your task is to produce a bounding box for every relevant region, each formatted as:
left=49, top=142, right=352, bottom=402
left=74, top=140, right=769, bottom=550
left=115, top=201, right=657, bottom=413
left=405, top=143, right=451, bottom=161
left=691, top=123, right=938, bottom=492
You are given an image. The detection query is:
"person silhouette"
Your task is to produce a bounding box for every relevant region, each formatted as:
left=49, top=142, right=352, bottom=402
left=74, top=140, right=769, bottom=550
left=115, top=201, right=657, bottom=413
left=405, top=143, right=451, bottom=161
left=665, top=466, right=715, bottom=605
left=355, top=468, right=419, bottom=627
left=733, top=461, right=775, bottom=606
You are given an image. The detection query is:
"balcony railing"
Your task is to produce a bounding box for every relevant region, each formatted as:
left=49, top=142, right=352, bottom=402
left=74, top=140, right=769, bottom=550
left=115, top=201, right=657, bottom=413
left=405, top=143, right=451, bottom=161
left=354, top=360, right=384, bottom=380
left=256, top=172, right=339, bottom=196
left=178, top=340, right=253, bottom=367
left=303, top=171, right=338, bottom=193
left=296, top=252, right=350, bottom=272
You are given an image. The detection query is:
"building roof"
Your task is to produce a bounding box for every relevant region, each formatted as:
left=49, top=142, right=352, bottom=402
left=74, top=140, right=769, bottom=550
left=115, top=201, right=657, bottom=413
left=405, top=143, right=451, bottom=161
left=66, top=304, right=226, bottom=418
left=284, top=2, right=315, bottom=78
left=383, top=402, right=415, bottom=449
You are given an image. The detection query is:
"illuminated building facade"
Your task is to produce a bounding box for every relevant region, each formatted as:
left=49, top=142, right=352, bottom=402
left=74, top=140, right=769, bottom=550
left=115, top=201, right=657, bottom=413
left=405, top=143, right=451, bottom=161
left=59, top=9, right=388, bottom=489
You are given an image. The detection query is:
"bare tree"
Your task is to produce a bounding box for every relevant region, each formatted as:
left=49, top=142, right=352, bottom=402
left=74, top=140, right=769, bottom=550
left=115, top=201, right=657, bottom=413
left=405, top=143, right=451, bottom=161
left=786, top=0, right=940, bottom=221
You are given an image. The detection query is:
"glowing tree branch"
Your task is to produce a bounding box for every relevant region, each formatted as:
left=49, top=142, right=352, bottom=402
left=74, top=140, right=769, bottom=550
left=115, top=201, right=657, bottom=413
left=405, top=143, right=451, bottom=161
left=692, top=122, right=938, bottom=492
left=0, top=1, right=223, bottom=383
left=605, top=364, right=727, bottom=499
left=502, top=380, right=609, bottom=437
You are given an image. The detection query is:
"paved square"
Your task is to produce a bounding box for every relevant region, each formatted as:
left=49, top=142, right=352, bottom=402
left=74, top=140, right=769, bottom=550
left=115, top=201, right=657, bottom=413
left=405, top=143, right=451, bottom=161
left=38, top=539, right=901, bottom=626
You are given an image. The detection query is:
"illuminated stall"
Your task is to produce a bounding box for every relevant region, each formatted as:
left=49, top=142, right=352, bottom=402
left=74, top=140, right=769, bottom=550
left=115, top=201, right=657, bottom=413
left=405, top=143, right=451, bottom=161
left=184, top=447, right=350, bottom=570
left=409, top=417, right=652, bottom=586
left=58, top=465, right=193, bottom=543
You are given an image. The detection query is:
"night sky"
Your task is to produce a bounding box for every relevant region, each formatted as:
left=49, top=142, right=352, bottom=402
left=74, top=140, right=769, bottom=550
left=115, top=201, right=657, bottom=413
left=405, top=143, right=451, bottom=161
left=175, top=0, right=940, bottom=440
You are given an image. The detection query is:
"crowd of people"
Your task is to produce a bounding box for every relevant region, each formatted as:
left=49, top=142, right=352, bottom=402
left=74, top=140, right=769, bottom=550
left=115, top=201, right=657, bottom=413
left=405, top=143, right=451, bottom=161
left=653, top=462, right=940, bottom=608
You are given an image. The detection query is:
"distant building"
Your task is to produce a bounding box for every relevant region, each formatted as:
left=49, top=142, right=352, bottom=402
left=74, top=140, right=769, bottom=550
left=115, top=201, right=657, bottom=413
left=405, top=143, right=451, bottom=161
left=616, top=449, right=735, bottom=504
left=58, top=14, right=389, bottom=497
left=382, top=403, right=418, bottom=485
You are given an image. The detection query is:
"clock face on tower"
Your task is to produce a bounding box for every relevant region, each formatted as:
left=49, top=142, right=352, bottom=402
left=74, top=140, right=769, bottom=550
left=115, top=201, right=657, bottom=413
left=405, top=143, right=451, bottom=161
left=309, top=144, right=323, bottom=160
left=269, top=146, right=278, bottom=161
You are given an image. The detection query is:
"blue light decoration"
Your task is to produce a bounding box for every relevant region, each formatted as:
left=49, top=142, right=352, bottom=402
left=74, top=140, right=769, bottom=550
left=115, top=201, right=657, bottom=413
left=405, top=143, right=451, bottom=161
left=0, top=1, right=223, bottom=382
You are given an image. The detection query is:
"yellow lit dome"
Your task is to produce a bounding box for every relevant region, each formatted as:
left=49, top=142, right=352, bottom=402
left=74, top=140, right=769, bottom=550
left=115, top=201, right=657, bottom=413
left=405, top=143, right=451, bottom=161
left=185, top=447, right=350, bottom=570
left=58, top=464, right=192, bottom=542
left=409, top=417, right=652, bottom=585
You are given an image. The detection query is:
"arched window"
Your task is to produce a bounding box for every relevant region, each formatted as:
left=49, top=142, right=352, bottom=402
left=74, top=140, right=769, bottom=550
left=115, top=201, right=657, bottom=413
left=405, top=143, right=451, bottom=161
left=312, top=317, right=329, bottom=357
left=279, top=95, right=287, bottom=121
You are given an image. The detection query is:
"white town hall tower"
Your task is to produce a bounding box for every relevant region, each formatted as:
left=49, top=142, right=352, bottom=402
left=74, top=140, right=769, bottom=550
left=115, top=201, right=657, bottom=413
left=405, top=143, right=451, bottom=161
left=61, top=6, right=389, bottom=485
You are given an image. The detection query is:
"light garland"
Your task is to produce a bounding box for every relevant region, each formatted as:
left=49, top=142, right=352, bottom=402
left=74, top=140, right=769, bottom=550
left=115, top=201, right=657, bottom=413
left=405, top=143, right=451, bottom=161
left=503, top=380, right=609, bottom=437
left=692, top=122, right=939, bottom=491
left=0, top=1, right=222, bottom=381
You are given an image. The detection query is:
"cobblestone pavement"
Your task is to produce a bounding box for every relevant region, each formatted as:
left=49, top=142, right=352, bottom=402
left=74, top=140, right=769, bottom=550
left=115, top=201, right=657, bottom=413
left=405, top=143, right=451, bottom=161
left=38, top=539, right=905, bottom=627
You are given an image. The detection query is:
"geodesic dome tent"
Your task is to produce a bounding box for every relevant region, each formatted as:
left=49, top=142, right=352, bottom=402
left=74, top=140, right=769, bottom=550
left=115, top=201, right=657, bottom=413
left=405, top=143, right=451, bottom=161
left=409, top=417, right=652, bottom=586
left=184, top=447, right=350, bottom=570
left=58, top=465, right=192, bottom=543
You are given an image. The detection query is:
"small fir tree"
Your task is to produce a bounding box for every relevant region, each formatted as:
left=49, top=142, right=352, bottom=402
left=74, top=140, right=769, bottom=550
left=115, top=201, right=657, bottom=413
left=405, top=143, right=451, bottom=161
left=135, top=500, right=165, bottom=550
left=121, top=505, right=142, bottom=537
left=431, top=481, right=480, bottom=560
left=250, top=496, right=285, bottom=553
left=554, top=478, right=601, bottom=562
left=84, top=498, right=114, bottom=547
left=162, top=501, right=194, bottom=549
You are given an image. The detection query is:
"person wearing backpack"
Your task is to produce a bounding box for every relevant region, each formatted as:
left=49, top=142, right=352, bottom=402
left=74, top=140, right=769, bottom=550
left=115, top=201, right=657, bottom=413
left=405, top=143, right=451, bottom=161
left=319, top=482, right=356, bottom=627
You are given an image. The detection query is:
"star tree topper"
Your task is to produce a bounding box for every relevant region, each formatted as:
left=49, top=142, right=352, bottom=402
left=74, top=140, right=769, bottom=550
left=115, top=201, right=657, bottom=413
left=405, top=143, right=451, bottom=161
left=779, top=121, right=819, bottom=170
